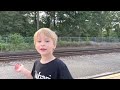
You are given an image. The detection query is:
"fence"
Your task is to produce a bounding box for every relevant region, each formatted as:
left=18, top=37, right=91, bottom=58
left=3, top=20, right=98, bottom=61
left=1, top=36, right=120, bottom=43
left=1, top=36, right=120, bottom=52
left=58, top=37, right=120, bottom=42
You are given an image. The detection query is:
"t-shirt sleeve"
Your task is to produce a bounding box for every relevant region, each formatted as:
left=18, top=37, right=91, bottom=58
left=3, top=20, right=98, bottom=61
left=58, top=62, right=73, bottom=79
left=31, top=61, right=36, bottom=77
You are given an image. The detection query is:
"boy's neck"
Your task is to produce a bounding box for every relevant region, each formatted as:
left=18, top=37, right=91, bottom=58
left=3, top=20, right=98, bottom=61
left=40, top=54, right=56, bottom=64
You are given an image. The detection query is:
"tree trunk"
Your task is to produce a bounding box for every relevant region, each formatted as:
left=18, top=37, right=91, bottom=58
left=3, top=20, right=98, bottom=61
left=36, top=11, right=39, bottom=30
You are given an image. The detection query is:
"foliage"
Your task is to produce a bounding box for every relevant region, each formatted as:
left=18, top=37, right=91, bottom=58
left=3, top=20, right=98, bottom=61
left=0, top=11, right=120, bottom=39
left=57, top=41, right=91, bottom=47
left=8, top=33, right=25, bottom=45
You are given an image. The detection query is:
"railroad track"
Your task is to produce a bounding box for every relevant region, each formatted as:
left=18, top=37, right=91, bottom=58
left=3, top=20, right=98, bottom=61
left=1, top=47, right=120, bottom=79
left=0, top=47, right=120, bottom=61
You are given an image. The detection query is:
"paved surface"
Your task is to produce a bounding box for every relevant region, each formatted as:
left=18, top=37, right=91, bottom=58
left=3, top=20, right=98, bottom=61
left=95, top=73, right=120, bottom=79
left=0, top=52, right=120, bottom=79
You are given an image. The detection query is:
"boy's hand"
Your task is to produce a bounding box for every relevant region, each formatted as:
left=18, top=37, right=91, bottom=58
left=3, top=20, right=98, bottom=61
left=15, top=63, right=23, bottom=72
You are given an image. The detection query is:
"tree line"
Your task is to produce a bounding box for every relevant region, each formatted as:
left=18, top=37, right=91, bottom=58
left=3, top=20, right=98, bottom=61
left=0, top=11, right=120, bottom=37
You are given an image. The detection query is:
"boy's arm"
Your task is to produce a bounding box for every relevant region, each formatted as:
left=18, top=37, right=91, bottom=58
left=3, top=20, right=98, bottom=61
left=59, top=64, right=73, bottom=79
left=21, top=67, right=33, bottom=79
left=15, top=64, right=33, bottom=79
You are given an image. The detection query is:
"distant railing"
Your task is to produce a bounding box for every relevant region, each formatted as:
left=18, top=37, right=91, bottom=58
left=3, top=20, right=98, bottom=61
left=1, top=36, right=120, bottom=52
left=1, top=36, right=120, bottom=44
left=58, top=37, right=120, bottom=42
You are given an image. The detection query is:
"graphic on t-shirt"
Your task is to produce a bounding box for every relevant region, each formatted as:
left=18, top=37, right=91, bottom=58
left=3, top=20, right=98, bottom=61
left=35, top=70, right=51, bottom=79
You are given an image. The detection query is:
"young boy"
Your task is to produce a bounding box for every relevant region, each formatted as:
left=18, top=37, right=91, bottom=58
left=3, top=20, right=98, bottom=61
left=15, top=28, right=73, bottom=79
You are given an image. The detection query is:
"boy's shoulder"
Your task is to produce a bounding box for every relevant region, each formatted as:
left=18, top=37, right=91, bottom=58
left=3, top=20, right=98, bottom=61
left=54, top=58, right=67, bottom=67
left=34, top=59, right=40, bottom=65
left=33, top=58, right=66, bottom=66
left=54, top=58, right=63, bottom=63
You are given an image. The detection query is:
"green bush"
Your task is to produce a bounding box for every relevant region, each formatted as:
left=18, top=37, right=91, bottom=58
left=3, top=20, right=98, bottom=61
left=8, top=33, right=25, bottom=45
left=0, top=43, right=9, bottom=51
left=16, top=43, right=34, bottom=51
left=57, top=41, right=91, bottom=47
left=0, top=34, right=34, bottom=51
left=5, top=43, right=34, bottom=51
left=0, top=36, right=5, bottom=43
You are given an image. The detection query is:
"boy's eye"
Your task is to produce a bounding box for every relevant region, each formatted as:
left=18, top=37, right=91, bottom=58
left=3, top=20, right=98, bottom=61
left=38, top=41, right=41, bottom=42
left=45, top=41, right=49, bottom=42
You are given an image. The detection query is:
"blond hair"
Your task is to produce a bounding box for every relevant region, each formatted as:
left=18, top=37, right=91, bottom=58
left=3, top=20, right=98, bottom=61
left=34, top=28, right=58, bottom=46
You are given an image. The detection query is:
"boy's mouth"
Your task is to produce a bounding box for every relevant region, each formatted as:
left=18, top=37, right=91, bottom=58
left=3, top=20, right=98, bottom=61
left=40, top=48, right=47, bottom=51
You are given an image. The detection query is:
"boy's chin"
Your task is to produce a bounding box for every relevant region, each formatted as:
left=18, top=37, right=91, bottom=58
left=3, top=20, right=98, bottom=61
left=40, top=52, right=53, bottom=57
left=40, top=53, right=46, bottom=55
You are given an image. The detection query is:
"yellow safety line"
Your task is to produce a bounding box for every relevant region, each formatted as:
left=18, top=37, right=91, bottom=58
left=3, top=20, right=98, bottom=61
left=95, top=73, right=120, bottom=79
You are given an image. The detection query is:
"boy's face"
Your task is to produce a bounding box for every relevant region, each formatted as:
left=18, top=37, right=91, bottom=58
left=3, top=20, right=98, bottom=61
left=35, top=33, right=56, bottom=56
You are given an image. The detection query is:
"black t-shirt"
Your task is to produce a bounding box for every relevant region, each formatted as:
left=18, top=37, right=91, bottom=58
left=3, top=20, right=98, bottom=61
left=31, top=58, right=73, bottom=79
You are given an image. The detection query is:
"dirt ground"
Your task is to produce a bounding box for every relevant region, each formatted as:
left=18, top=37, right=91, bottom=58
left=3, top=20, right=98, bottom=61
left=0, top=52, right=120, bottom=79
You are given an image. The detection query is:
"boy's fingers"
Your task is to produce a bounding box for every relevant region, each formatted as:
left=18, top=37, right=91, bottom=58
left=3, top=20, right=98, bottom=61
left=15, top=63, right=21, bottom=70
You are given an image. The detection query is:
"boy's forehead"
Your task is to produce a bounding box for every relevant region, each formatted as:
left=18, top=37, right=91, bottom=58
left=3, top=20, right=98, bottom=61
left=37, top=32, right=50, bottom=37
left=36, top=33, right=51, bottom=39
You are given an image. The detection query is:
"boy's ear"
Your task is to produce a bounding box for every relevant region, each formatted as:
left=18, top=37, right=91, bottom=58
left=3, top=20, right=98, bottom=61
left=53, top=45, right=56, bottom=49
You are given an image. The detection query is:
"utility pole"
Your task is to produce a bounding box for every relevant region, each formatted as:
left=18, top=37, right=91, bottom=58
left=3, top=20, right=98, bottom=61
left=36, top=11, right=39, bottom=30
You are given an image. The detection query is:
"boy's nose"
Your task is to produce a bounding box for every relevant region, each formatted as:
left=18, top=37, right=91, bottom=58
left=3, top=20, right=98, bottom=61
left=41, top=42, right=45, bottom=46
